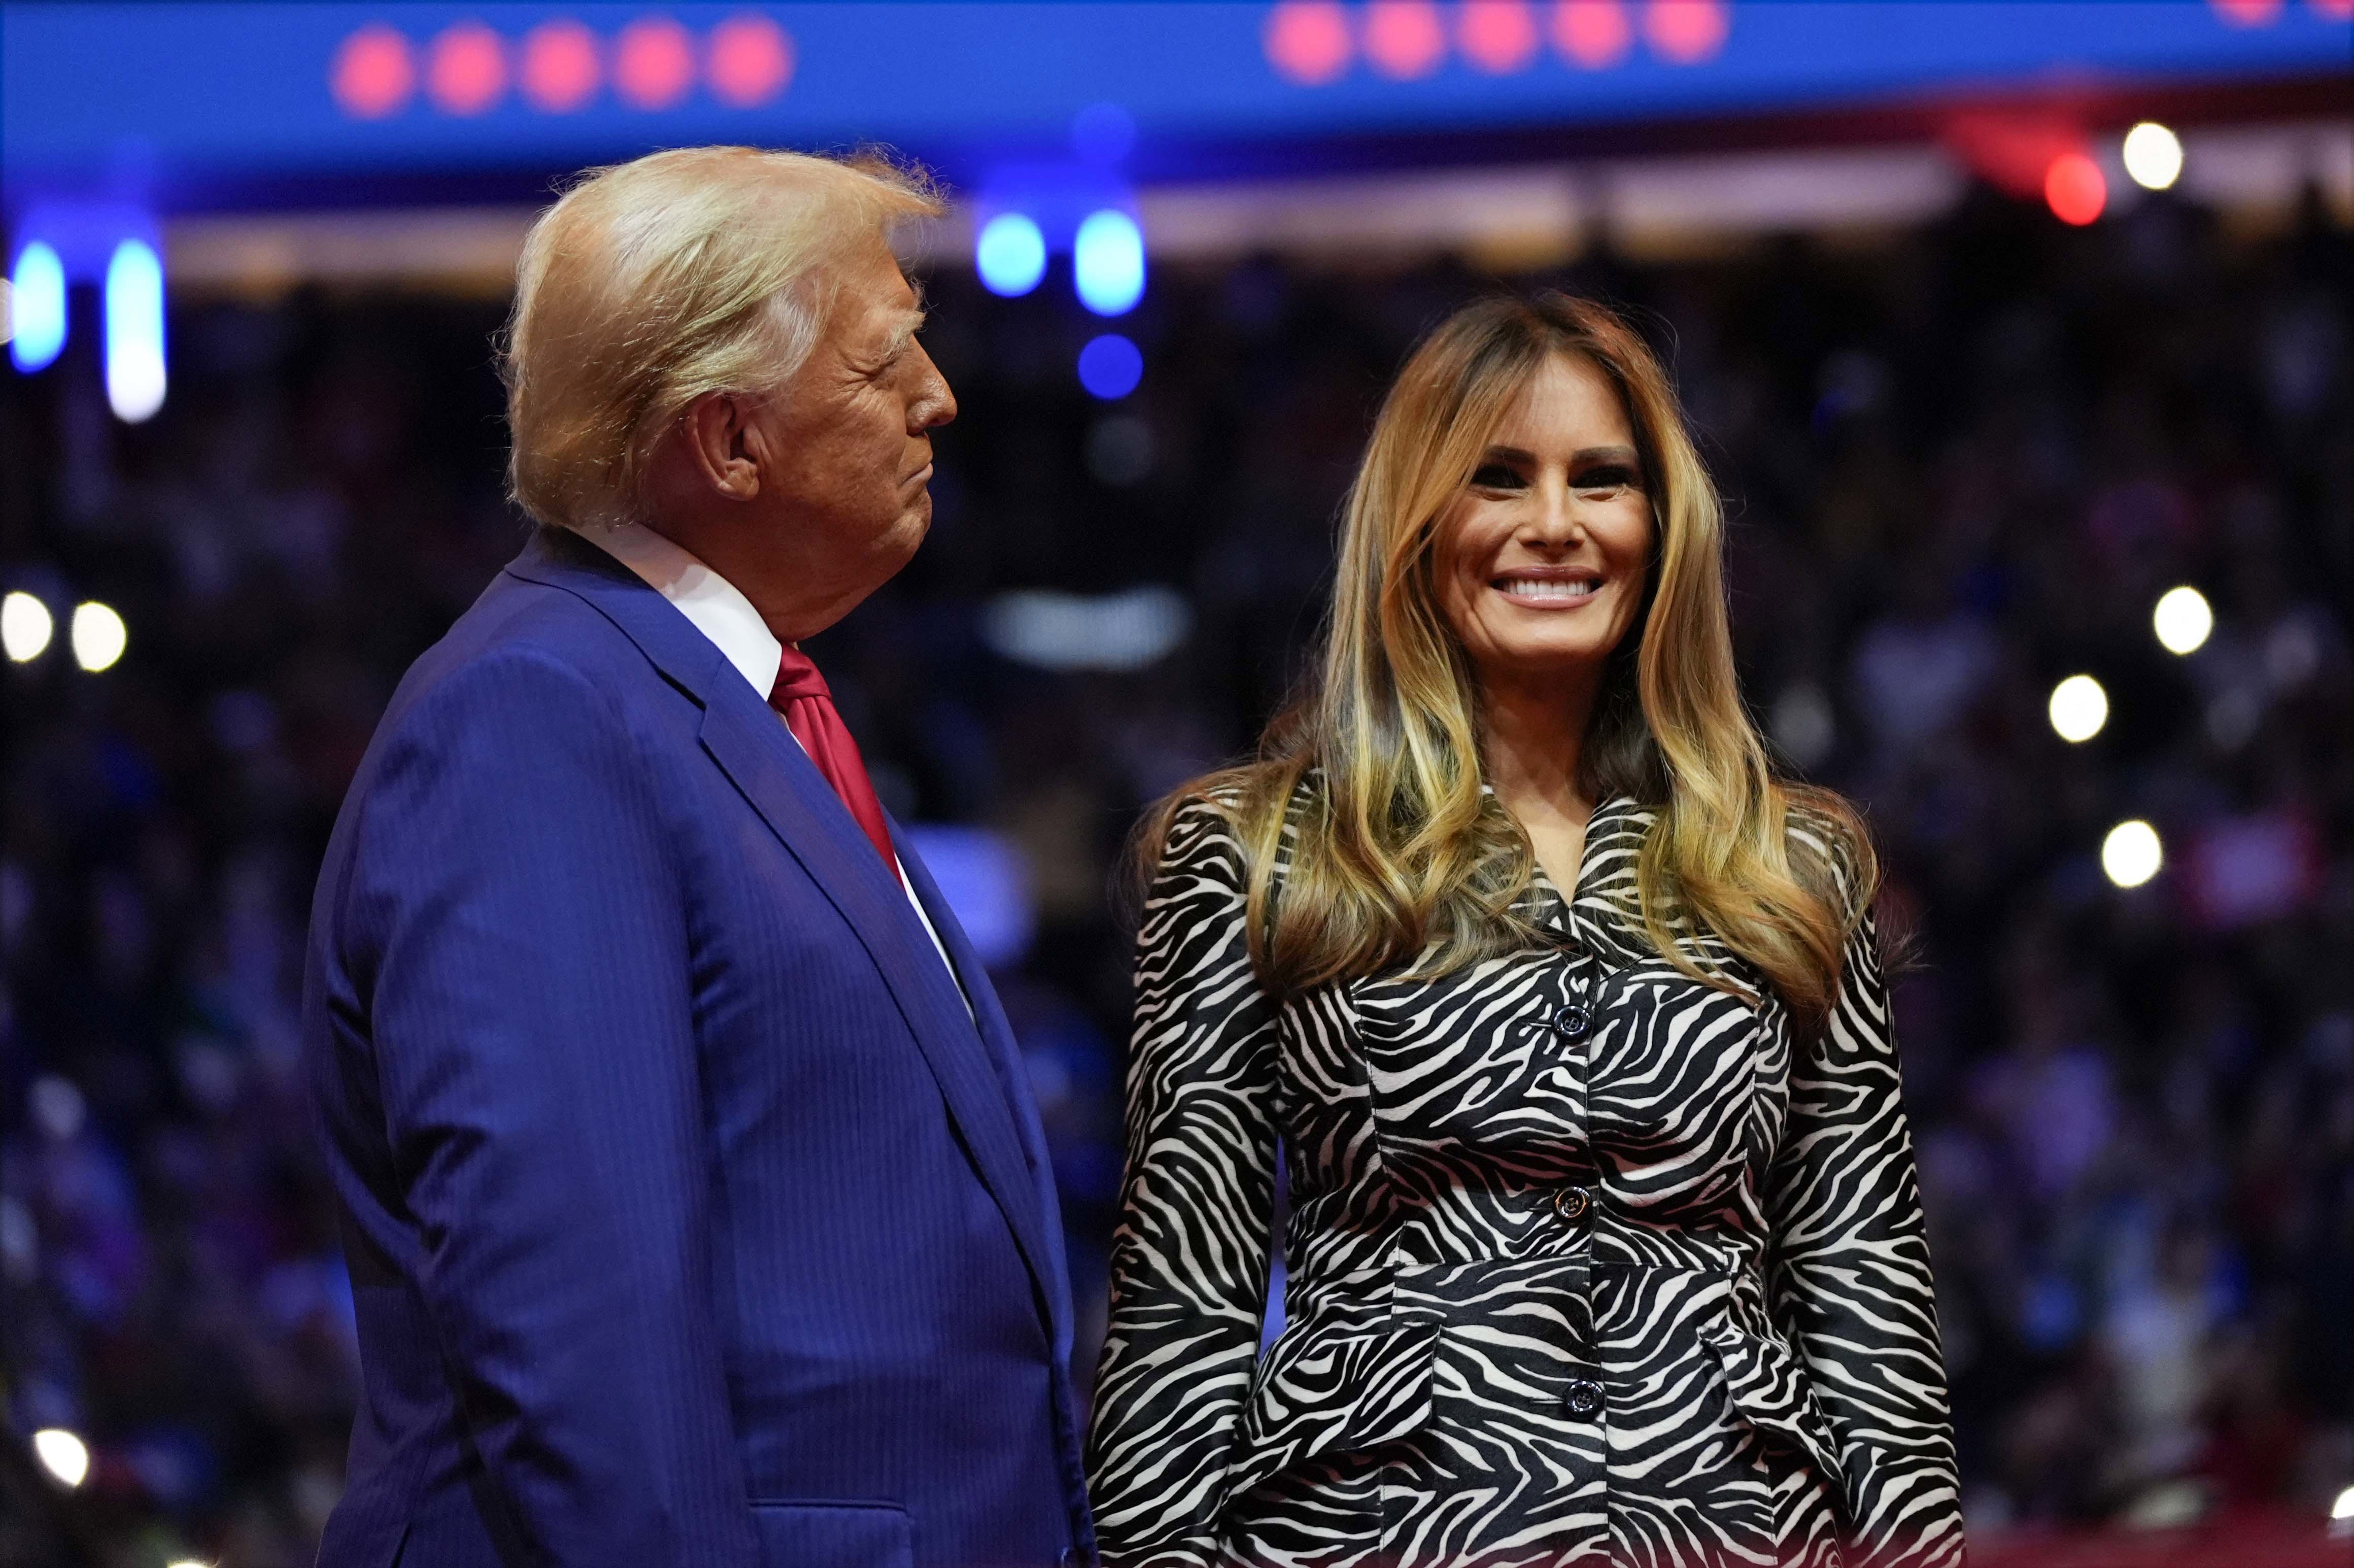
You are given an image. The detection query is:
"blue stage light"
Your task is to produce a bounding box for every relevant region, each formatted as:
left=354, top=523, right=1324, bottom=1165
left=1077, top=333, right=1143, bottom=400
left=1072, top=210, right=1144, bottom=317
left=9, top=243, right=67, bottom=372
left=975, top=213, right=1046, bottom=297
left=103, top=240, right=166, bottom=422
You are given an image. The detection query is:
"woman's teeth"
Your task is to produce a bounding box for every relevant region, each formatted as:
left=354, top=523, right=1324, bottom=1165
left=1496, top=577, right=1597, bottom=599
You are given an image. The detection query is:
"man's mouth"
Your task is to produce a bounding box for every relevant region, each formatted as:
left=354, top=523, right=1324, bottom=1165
left=1493, top=573, right=1602, bottom=604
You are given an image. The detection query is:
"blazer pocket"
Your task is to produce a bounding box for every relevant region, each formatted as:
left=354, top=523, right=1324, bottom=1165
left=1218, top=1313, right=1441, bottom=1511
left=750, top=1500, right=914, bottom=1568
left=1699, top=1322, right=1844, bottom=1484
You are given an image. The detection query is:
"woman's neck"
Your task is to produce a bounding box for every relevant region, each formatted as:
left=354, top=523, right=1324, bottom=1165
left=1478, top=664, right=1600, bottom=889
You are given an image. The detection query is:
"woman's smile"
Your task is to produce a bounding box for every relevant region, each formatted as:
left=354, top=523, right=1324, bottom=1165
left=1491, top=567, right=1606, bottom=607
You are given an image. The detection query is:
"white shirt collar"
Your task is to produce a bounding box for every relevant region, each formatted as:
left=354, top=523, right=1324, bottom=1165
left=569, top=522, right=971, bottom=1009
left=577, top=521, right=784, bottom=700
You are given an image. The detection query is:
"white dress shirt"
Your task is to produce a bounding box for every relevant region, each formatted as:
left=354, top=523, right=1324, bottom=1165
left=580, top=522, right=970, bottom=1009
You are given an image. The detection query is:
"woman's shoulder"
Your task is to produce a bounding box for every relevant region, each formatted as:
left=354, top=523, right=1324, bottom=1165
left=1158, top=789, right=1245, bottom=861
left=1148, top=764, right=1320, bottom=893
left=1779, top=785, right=1879, bottom=923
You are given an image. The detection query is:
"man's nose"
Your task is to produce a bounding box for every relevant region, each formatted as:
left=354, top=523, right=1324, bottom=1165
left=911, top=346, right=956, bottom=431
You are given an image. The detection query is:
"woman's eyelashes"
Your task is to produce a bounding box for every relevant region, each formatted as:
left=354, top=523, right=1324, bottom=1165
left=1469, top=459, right=1639, bottom=496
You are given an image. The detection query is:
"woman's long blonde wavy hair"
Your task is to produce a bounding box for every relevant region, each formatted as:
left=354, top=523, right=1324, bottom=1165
left=1150, top=292, right=1875, bottom=1032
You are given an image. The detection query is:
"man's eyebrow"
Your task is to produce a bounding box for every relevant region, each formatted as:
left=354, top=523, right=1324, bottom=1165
left=878, top=299, right=927, bottom=360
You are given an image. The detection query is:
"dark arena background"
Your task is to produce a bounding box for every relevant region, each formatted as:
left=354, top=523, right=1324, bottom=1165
left=3, top=4, right=2350, bottom=1565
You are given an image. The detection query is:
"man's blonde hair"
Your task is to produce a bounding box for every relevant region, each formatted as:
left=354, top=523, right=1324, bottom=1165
left=500, top=145, right=943, bottom=530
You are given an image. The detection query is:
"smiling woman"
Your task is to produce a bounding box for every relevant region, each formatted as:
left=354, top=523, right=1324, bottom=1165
left=1137, top=293, right=1872, bottom=1016
left=1089, top=292, right=1965, bottom=1568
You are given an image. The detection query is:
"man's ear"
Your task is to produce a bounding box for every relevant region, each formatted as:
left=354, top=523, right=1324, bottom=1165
left=678, top=391, right=761, bottom=501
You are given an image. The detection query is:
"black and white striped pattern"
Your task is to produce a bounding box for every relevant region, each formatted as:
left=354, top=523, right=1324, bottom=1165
left=1088, top=796, right=1963, bottom=1568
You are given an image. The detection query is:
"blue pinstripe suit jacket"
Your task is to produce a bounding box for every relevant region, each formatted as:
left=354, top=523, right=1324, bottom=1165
left=302, top=527, right=1093, bottom=1568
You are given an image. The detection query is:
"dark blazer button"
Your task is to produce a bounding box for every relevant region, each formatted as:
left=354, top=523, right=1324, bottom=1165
left=1564, top=1379, right=1604, bottom=1418
left=1554, top=1186, right=1591, bottom=1221
left=1553, top=1003, right=1592, bottom=1039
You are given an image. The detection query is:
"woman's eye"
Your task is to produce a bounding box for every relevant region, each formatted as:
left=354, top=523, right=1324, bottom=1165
left=1576, top=465, right=1636, bottom=493
left=1471, top=464, right=1524, bottom=490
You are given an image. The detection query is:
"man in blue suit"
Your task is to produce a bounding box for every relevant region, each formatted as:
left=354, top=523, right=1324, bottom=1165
left=303, top=146, right=1093, bottom=1568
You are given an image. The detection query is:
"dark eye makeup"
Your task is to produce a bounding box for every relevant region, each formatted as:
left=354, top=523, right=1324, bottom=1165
left=1468, top=459, right=1640, bottom=495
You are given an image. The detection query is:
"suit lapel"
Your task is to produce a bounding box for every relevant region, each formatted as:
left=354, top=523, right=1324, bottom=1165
left=696, top=696, right=1062, bottom=1338
left=506, top=529, right=1062, bottom=1334
left=896, top=830, right=1073, bottom=1355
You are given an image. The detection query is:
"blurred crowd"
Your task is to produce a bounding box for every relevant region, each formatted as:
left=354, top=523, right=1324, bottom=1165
left=3, top=178, right=2348, bottom=1565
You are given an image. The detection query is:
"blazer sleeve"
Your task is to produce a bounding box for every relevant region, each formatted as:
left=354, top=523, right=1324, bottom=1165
left=1087, top=799, right=1282, bottom=1568
left=1761, top=905, right=1966, bottom=1568
left=338, top=649, right=758, bottom=1568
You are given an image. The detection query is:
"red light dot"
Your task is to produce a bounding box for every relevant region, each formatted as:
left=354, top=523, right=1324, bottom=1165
left=1459, top=0, right=1540, bottom=73
left=1643, top=0, right=1728, bottom=63
left=1363, top=0, right=1447, bottom=78
left=1264, top=0, right=1352, bottom=85
left=708, top=14, right=794, bottom=107
left=331, top=24, right=415, bottom=119
left=521, top=20, right=600, bottom=113
left=1551, top=0, right=1632, bottom=68
left=2209, top=0, right=2283, bottom=22
left=615, top=16, right=696, bottom=109
left=427, top=22, right=507, bottom=116
left=2044, top=152, right=2107, bottom=225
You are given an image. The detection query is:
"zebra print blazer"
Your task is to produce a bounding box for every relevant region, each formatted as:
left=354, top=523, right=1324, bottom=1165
left=1087, top=794, right=1964, bottom=1568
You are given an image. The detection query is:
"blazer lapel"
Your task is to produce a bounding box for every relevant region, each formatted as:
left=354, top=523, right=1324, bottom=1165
left=506, top=528, right=1062, bottom=1335
left=895, top=830, right=1073, bottom=1356
left=696, top=697, right=1062, bottom=1338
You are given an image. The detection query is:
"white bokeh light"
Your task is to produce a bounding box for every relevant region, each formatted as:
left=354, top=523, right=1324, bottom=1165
left=71, top=601, right=127, bottom=672
left=1073, top=209, right=1145, bottom=316
left=2101, top=820, right=2163, bottom=889
left=103, top=240, right=167, bottom=423
left=3, top=590, right=54, bottom=661
left=2153, top=586, right=2212, bottom=655
left=974, top=213, right=1047, bottom=298
left=33, top=1428, right=90, bottom=1488
left=2048, top=674, right=2108, bottom=742
left=2121, top=122, right=2184, bottom=191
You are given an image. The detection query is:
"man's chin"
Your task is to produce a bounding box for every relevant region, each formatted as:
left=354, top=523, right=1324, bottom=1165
left=872, top=504, right=930, bottom=575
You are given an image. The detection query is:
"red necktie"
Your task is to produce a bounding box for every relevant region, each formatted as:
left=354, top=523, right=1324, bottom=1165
left=769, top=645, right=903, bottom=885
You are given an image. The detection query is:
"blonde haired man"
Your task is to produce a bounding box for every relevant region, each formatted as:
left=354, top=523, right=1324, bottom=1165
left=303, top=147, right=1094, bottom=1568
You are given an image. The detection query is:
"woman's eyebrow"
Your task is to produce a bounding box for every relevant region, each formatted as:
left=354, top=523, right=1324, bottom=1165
left=1481, top=443, right=1639, bottom=464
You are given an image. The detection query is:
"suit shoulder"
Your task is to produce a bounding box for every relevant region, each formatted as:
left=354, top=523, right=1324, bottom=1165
left=380, top=571, right=671, bottom=735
